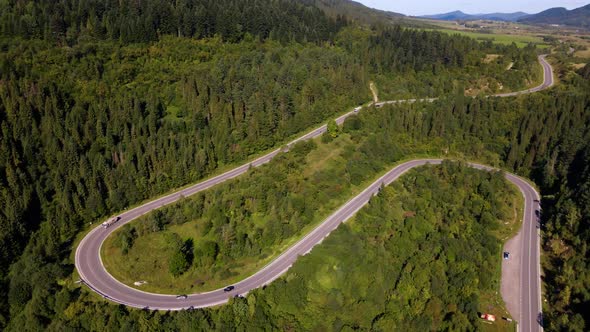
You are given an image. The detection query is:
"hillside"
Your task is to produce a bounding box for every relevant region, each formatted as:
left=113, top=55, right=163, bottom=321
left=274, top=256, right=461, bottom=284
left=519, top=4, right=590, bottom=28
left=306, top=0, right=405, bottom=25
left=420, top=10, right=472, bottom=21
left=0, top=0, right=547, bottom=326
left=0, top=0, right=345, bottom=43
left=1, top=0, right=590, bottom=331
left=420, top=10, right=530, bottom=22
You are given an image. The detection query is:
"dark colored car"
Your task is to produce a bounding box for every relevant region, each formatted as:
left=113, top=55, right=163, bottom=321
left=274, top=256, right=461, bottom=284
left=223, top=286, right=235, bottom=292
left=503, top=252, right=510, bottom=260
left=176, top=295, right=187, bottom=299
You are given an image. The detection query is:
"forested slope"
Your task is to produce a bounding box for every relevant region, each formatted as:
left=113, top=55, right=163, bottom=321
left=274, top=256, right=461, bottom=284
left=347, top=74, right=590, bottom=331
left=308, top=0, right=405, bottom=25
left=250, top=161, right=519, bottom=330
left=83, top=161, right=522, bottom=331
left=0, top=0, right=575, bottom=330
left=0, top=0, right=346, bottom=43
left=89, top=64, right=590, bottom=331
left=1, top=35, right=369, bottom=329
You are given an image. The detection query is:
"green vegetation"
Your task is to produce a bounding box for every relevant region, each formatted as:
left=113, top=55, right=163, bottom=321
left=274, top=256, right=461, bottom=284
left=6, top=63, right=590, bottom=331
left=103, top=138, right=383, bottom=293
left=253, top=161, right=520, bottom=330
left=101, top=125, right=431, bottom=293
left=310, top=0, right=403, bottom=24
left=423, top=28, right=549, bottom=48
left=0, top=4, right=546, bottom=327
left=103, top=71, right=590, bottom=329
left=1, top=0, right=590, bottom=330
left=43, top=161, right=525, bottom=331
left=0, top=0, right=345, bottom=44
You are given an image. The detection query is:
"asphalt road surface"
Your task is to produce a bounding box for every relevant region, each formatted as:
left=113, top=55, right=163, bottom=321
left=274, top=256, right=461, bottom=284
left=76, top=55, right=551, bottom=330
left=500, top=174, right=543, bottom=332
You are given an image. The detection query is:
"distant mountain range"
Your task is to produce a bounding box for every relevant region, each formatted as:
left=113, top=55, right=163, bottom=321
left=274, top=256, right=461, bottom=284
left=419, top=10, right=531, bottom=22
left=518, top=4, right=590, bottom=28
left=308, top=1, right=590, bottom=29
left=419, top=3, right=590, bottom=28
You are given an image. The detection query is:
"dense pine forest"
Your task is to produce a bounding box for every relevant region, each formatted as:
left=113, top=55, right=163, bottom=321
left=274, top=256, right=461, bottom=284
left=0, top=0, right=588, bottom=330
left=0, top=0, right=346, bottom=44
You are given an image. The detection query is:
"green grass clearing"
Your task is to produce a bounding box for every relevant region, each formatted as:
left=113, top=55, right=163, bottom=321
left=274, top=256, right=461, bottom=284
left=101, top=125, right=478, bottom=295
left=102, top=133, right=376, bottom=294
left=423, top=28, right=549, bottom=48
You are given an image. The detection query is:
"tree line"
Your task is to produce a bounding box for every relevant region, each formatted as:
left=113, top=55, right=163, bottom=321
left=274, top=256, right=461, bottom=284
left=0, top=0, right=347, bottom=44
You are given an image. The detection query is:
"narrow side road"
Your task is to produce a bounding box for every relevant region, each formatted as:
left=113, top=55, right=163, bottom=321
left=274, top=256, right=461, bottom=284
left=373, top=55, right=554, bottom=107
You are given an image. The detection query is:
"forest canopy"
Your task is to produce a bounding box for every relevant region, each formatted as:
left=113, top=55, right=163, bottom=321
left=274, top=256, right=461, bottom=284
left=0, top=0, right=347, bottom=44
left=1, top=0, right=589, bottom=330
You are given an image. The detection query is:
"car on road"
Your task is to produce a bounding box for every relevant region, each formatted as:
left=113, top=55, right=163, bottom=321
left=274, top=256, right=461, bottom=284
left=102, top=216, right=121, bottom=228
left=223, top=286, right=235, bottom=292
left=503, top=252, right=510, bottom=260
left=176, top=295, right=187, bottom=299
left=533, top=199, right=540, bottom=203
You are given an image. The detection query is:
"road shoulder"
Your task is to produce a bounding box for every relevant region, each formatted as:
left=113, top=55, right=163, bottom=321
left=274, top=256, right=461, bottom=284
left=502, top=227, right=522, bottom=322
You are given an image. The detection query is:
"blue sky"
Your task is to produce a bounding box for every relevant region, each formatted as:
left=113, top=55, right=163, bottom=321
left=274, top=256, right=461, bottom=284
left=356, top=0, right=589, bottom=16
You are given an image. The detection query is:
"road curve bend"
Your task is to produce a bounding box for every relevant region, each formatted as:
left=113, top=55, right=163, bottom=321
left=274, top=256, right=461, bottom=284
left=75, top=160, right=542, bottom=329
left=76, top=55, right=551, bottom=331
left=372, top=54, right=554, bottom=108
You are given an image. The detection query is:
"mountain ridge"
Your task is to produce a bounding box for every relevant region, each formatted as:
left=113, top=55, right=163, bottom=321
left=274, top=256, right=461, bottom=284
left=419, top=10, right=530, bottom=22
left=306, top=0, right=405, bottom=24
left=518, top=4, right=590, bottom=28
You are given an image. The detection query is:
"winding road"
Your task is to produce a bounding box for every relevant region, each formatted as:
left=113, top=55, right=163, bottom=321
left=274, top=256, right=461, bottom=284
left=76, top=55, right=552, bottom=331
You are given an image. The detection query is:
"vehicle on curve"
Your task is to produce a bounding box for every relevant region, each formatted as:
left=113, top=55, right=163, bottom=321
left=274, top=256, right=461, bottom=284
left=223, top=286, right=235, bottom=292
left=176, top=295, right=188, bottom=299
left=102, top=216, right=121, bottom=228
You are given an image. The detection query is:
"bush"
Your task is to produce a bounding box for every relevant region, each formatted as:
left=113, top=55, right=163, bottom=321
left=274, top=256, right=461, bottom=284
left=117, top=225, right=137, bottom=255
left=169, top=238, right=194, bottom=277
